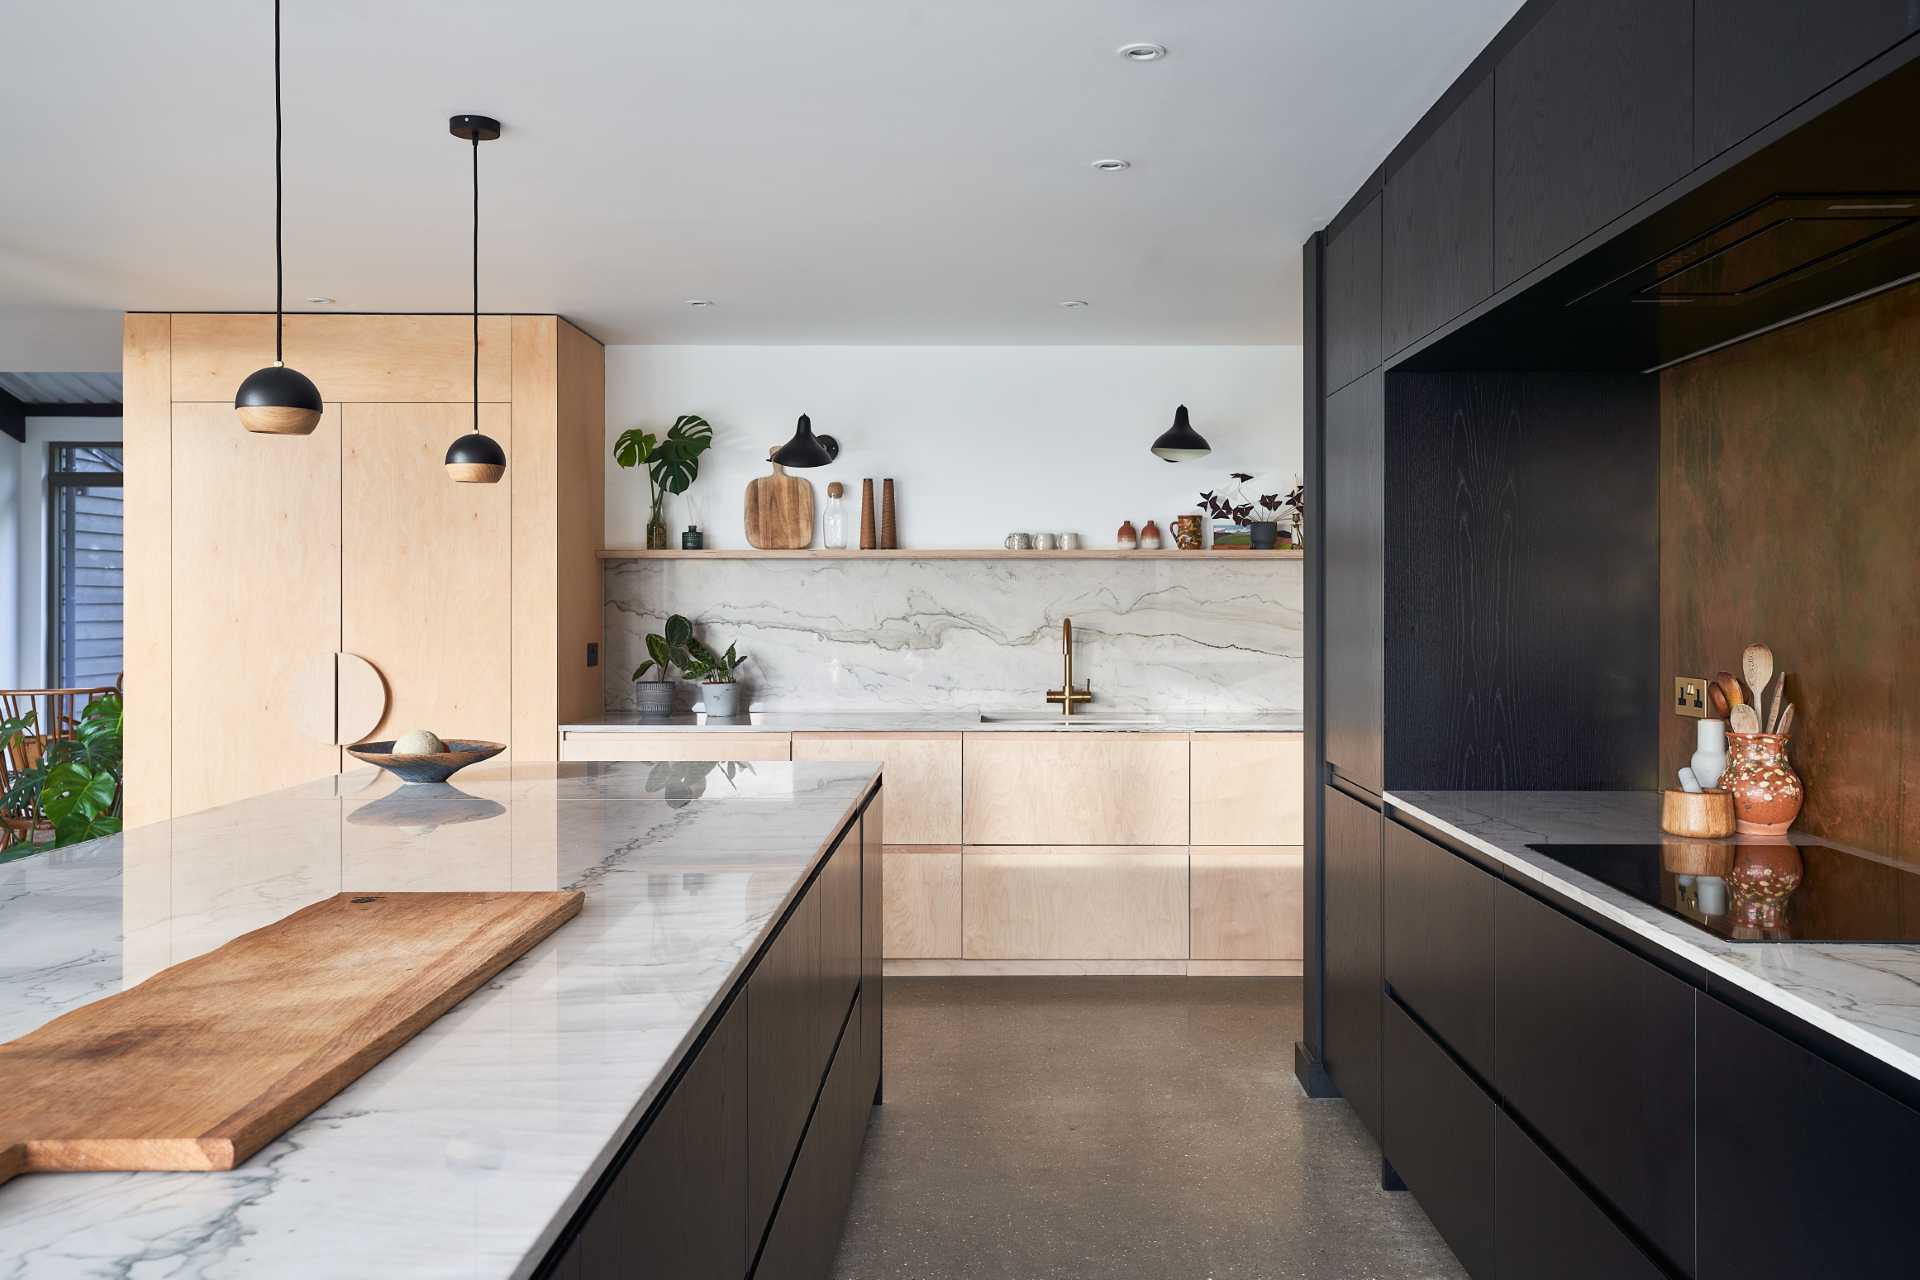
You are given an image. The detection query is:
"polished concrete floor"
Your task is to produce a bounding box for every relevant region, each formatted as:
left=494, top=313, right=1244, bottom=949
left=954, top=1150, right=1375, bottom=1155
left=832, top=977, right=1467, bottom=1280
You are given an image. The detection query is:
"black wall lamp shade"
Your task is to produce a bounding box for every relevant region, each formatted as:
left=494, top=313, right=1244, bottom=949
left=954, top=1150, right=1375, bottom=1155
left=445, top=432, right=507, bottom=484
left=1150, top=403, right=1211, bottom=462
left=235, top=364, right=323, bottom=435
left=771, top=413, right=840, bottom=468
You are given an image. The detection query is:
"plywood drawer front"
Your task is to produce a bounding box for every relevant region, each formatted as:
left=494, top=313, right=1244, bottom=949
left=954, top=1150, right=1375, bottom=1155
left=962, top=733, right=1189, bottom=844
left=792, top=733, right=961, bottom=843
left=882, top=847, right=962, bottom=959
left=1190, top=847, right=1303, bottom=960
left=558, top=731, right=792, bottom=762
left=1189, top=733, right=1304, bottom=844
left=962, top=848, right=1188, bottom=960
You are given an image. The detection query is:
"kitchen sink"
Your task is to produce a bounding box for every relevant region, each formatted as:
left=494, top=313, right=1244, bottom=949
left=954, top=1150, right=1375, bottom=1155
left=976, top=712, right=1167, bottom=727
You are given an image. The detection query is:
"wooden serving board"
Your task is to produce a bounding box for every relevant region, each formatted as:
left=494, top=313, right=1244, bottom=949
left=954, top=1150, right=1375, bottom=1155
left=744, top=451, right=814, bottom=549
left=0, top=889, right=583, bottom=1185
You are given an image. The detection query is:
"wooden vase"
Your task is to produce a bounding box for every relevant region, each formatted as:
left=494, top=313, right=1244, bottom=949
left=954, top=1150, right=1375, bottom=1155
left=880, top=478, right=897, bottom=549
left=859, top=479, right=877, bottom=550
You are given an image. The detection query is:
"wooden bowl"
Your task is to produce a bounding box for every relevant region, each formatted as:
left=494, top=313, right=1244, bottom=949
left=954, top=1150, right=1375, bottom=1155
left=347, top=739, right=505, bottom=784
left=1661, top=788, right=1736, bottom=839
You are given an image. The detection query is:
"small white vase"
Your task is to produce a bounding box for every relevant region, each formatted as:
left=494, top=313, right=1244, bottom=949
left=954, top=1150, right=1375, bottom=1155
left=1691, top=718, right=1728, bottom=790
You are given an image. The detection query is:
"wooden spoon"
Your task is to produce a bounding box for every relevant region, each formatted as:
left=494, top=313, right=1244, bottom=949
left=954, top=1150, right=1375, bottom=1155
left=1713, top=671, right=1745, bottom=710
left=1730, top=703, right=1761, bottom=734
left=1706, top=681, right=1731, bottom=719
left=1742, top=644, right=1774, bottom=721
left=1777, top=704, right=1794, bottom=737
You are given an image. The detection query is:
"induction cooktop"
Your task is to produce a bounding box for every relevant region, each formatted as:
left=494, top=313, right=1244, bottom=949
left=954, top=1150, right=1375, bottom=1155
left=1523, top=840, right=1920, bottom=943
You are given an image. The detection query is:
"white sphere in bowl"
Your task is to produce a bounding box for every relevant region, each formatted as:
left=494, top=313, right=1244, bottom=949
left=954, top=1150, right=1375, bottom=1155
left=392, top=729, right=448, bottom=756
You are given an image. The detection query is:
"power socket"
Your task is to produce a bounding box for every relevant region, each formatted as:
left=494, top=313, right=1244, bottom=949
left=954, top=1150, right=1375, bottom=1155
left=1674, top=676, right=1707, bottom=718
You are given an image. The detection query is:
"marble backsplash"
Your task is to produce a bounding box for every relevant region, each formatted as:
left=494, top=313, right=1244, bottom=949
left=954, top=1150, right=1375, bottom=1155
left=604, top=558, right=1302, bottom=713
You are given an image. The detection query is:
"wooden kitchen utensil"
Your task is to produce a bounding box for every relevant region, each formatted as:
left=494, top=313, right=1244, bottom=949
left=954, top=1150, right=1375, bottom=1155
left=744, top=448, right=815, bottom=550
left=1730, top=703, right=1762, bottom=734
left=0, top=890, right=582, bottom=1185
left=1713, top=671, right=1745, bottom=709
left=1777, top=704, right=1795, bottom=736
left=1742, top=644, right=1774, bottom=720
left=1706, top=680, right=1731, bottom=719
left=1766, top=672, right=1788, bottom=732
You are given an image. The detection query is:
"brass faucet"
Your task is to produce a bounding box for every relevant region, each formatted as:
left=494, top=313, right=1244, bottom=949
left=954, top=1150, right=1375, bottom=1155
left=1045, top=617, right=1094, bottom=717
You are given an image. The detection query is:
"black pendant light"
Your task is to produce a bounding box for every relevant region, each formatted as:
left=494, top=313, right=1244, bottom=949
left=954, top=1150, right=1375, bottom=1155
left=1150, top=403, right=1211, bottom=462
left=234, top=0, right=323, bottom=435
left=445, top=113, right=506, bottom=484
left=771, top=413, right=839, bottom=468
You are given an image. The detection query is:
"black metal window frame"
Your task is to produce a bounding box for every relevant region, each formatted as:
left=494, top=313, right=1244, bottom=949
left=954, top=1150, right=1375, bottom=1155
left=45, top=441, right=125, bottom=689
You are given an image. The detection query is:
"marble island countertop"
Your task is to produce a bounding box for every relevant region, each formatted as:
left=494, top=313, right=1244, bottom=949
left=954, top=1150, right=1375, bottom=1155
left=0, top=759, right=881, bottom=1279
left=563, top=709, right=1304, bottom=733
left=1387, top=790, right=1920, bottom=1085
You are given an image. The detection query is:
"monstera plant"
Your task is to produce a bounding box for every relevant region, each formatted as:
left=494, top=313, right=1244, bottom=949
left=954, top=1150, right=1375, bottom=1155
left=0, top=692, right=124, bottom=850
left=614, top=413, right=714, bottom=549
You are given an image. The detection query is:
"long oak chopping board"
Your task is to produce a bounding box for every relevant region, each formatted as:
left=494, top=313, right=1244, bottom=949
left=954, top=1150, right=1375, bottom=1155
left=0, top=889, right=583, bottom=1186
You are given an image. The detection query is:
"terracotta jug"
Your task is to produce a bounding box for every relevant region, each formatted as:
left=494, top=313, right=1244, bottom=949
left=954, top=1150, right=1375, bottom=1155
left=1722, top=732, right=1804, bottom=835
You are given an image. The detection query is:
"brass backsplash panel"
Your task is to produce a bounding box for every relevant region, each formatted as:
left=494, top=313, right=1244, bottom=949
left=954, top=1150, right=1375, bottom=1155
left=1661, top=282, right=1920, bottom=860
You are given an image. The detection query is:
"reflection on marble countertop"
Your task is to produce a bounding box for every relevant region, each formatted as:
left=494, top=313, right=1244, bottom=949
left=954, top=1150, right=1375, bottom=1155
left=1388, top=790, right=1920, bottom=1085
left=0, top=760, right=879, bottom=1279
left=562, top=709, right=1303, bottom=733
left=604, top=556, right=1302, bottom=715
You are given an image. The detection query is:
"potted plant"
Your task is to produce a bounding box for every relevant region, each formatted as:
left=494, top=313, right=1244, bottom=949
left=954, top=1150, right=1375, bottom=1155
left=681, top=625, right=751, bottom=719
left=1, top=692, right=124, bottom=852
left=1198, top=473, right=1256, bottom=549
left=613, top=414, right=714, bottom=550
left=630, top=615, right=693, bottom=720
left=1250, top=492, right=1284, bottom=550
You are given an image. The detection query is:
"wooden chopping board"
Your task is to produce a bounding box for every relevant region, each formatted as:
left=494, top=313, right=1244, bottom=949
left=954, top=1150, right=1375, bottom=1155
left=744, top=448, right=814, bottom=549
left=0, top=889, right=582, bottom=1185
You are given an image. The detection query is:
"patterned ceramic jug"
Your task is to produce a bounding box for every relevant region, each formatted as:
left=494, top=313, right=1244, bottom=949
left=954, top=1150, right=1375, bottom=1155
left=1722, top=732, right=1804, bottom=836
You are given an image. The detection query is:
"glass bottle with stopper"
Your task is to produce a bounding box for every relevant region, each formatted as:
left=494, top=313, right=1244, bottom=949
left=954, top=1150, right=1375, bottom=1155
left=823, top=481, right=848, bottom=549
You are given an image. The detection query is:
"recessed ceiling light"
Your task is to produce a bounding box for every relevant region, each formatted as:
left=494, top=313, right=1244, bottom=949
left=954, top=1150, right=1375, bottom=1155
left=305, top=296, right=335, bottom=304
left=1090, top=158, right=1131, bottom=173
left=685, top=299, right=716, bottom=308
left=1059, top=300, right=1089, bottom=309
left=1118, top=42, right=1167, bottom=62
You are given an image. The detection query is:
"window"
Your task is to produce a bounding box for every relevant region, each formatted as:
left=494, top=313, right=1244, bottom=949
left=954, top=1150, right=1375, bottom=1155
left=47, top=443, right=124, bottom=689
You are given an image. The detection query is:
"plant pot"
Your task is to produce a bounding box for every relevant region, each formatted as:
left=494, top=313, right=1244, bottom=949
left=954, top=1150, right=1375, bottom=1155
left=700, top=681, right=742, bottom=718
left=645, top=519, right=670, bottom=551
left=1249, top=521, right=1279, bottom=550
left=633, top=678, right=675, bottom=720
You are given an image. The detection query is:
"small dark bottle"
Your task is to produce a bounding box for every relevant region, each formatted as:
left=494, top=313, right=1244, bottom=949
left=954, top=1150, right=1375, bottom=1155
left=682, top=525, right=705, bottom=550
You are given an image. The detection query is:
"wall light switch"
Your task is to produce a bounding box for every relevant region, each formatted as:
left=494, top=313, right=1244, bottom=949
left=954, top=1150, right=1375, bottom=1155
left=1674, top=676, right=1706, bottom=718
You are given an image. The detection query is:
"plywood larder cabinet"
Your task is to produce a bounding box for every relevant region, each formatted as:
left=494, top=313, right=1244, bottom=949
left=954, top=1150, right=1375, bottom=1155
left=125, top=312, right=604, bottom=825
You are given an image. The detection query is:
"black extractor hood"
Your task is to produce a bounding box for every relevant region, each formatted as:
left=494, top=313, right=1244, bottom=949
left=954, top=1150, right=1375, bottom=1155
left=1406, top=51, right=1920, bottom=373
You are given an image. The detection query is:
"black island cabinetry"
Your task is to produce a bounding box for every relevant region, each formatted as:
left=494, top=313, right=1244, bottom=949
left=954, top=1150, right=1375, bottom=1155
left=1300, top=2, right=1920, bottom=1276
left=541, top=786, right=884, bottom=1280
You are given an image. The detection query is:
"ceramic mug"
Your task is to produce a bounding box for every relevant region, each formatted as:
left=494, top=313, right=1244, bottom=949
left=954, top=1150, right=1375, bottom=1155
left=1034, top=532, right=1058, bottom=551
left=1058, top=533, right=1082, bottom=550
left=1004, top=532, right=1033, bottom=550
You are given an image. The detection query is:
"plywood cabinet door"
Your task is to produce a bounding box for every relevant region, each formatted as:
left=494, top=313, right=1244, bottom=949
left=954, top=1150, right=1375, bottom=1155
left=341, top=403, right=513, bottom=749
left=962, top=733, right=1189, bottom=844
left=1190, top=733, right=1304, bottom=844
left=1190, top=848, right=1303, bottom=960
left=881, top=847, right=962, bottom=958
left=791, top=733, right=961, bottom=843
left=169, top=402, right=343, bottom=817
left=962, top=848, right=1188, bottom=960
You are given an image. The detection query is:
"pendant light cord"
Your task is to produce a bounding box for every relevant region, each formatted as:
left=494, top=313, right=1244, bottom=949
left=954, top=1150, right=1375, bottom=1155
left=274, top=0, right=285, bottom=364
left=472, top=135, right=480, bottom=432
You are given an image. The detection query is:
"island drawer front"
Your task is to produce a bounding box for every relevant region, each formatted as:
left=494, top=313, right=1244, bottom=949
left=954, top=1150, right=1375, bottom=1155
left=558, top=730, right=793, bottom=762
left=1496, top=1110, right=1665, bottom=1280
left=747, top=884, right=822, bottom=1248
left=1382, top=998, right=1495, bottom=1279
left=792, top=733, right=960, bottom=843
left=1383, top=821, right=1495, bottom=1077
left=1494, top=881, right=1695, bottom=1277
left=1696, top=992, right=1920, bottom=1279
left=961, top=848, right=1189, bottom=960
left=752, top=994, right=863, bottom=1280
left=1189, top=733, right=1304, bottom=844
left=573, top=996, right=749, bottom=1280
left=818, top=833, right=862, bottom=1058
left=961, top=732, right=1190, bottom=844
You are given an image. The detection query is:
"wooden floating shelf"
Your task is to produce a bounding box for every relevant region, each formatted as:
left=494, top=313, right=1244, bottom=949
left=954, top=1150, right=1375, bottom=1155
left=598, top=548, right=1304, bottom=561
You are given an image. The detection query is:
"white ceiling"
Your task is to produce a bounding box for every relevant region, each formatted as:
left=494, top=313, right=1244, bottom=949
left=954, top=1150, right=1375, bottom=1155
left=0, top=0, right=1522, bottom=361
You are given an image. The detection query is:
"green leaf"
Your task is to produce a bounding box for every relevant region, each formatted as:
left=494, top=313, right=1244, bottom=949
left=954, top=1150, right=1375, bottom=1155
left=631, top=660, right=655, bottom=681
left=612, top=428, right=657, bottom=471
left=665, top=615, right=694, bottom=648
left=54, top=810, right=120, bottom=847
left=42, top=762, right=114, bottom=832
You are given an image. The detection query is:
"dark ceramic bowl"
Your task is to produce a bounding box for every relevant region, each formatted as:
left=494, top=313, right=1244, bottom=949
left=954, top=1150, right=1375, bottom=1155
left=347, top=739, right=506, bottom=784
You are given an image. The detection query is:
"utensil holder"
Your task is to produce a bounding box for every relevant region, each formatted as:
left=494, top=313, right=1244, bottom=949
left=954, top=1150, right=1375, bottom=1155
left=1661, top=788, right=1736, bottom=838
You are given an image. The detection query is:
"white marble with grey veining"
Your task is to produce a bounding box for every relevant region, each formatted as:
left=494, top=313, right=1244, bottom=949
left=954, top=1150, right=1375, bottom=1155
left=0, top=760, right=879, bottom=1279
left=603, top=557, right=1301, bottom=714
left=1387, top=790, right=1920, bottom=1084
left=562, top=709, right=1303, bottom=733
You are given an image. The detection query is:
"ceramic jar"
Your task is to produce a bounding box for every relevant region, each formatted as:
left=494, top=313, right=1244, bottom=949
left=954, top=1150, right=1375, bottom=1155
left=1139, top=520, right=1163, bottom=550
left=1721, top=732, right=1804, bottom=835
left=1725, top=843, right=1805, bottom=930
left=1116, top=520, right=1139, bottom=549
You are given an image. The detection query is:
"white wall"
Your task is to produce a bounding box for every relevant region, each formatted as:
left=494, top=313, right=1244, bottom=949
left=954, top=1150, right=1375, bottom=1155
left=603, top=346, right=1300, bottom=549
left=8, top=418, right=122, bottom=688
